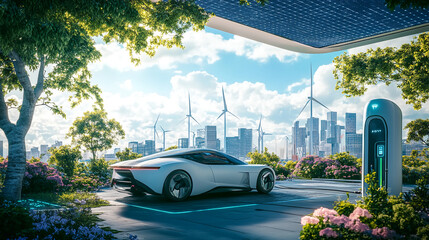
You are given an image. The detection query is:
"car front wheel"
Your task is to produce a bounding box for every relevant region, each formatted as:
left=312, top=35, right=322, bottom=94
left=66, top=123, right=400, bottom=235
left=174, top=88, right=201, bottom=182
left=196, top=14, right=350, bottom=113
left=163, top=170, right=193, bottom=201
left=256, top=169, right=275, bottom=194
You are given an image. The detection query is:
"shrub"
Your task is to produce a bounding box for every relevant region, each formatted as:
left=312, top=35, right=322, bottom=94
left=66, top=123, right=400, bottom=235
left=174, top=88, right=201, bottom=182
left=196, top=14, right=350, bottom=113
left=66, top=174, right=107, bottom=192
left=59, top=192, right=109, bottom=208
left=293, top=156, right=336, bottom=178
left=402, top=148, right=429, bottom=184
left=334, top=193, right=356, bottom=216
left=89, top=158, right=111, bottom=182
left=0, top=160, right=64, bottom=194
left=49, top=145, right=82, bottom=178
left=0, top=200, right=34, bottom=240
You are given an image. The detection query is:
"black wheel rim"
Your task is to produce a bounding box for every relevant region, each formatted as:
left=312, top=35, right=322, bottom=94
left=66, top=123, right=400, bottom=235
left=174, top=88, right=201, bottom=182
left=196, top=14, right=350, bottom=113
left=260, top=171, right=274, bottom=191
left=168, top=172, right=191, bottom=199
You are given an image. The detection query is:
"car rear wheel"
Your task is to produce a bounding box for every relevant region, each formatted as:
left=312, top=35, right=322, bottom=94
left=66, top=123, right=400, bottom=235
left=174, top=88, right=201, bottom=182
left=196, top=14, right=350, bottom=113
left=163, top=170, right=193, bottom=201
left=256, top=169, right=274, bottom=194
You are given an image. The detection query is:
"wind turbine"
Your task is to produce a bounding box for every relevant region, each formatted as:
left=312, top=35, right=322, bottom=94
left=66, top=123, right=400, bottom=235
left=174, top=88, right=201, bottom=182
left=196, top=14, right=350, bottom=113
left=160, top=126, right=170, bottom=151
left=296, top=64, right=330, bottom=155
left=217, top=86, right=238, bottom=153
left=153, top=114, right=160, bottom=150
left=186, top=93, right=199, bottom=148
left=257, top=115, right=262, bottom=152
left=261, top=129, right=272, bottom=152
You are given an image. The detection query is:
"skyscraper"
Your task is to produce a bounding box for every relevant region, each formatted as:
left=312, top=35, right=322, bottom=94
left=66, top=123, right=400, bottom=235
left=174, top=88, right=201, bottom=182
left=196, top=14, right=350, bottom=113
left=178, top=138, right=189, bottom=148
left=306, top=117, right=319, bottom=155
left=345, top=112, right=362, bottom=158
left=128, top=141, right=138, bottom=153
left=238, top=128, right=252, bottom=158
left=205, top=126, right=217, bottom=150
left=345, top=113, right=356, bottom=134
left=327, top=112, right=339, bottom=155
left=226, top=136, right=239, bottom=157
left=292, top=121, right=306, bottom=160
left=320, top=120, right=327, bottom=142
left=0, top=140, right=3, bottom=157
left=144, top=140, right=155, bottom=156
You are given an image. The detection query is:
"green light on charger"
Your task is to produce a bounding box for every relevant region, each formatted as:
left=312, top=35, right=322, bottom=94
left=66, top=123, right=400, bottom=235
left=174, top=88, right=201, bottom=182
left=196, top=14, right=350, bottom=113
left=379, top=158, right=383, bottom=188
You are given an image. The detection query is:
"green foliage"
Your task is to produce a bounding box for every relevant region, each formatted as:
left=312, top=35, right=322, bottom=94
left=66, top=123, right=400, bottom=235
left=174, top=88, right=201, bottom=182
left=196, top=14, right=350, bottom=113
left=334, top=193, right=356, bottom=216
left=67, top=109, right=125, bottom=160
left=404, top=178, right=429, bottom=214
left=405, top=119, right=429, bottom=146
left=0, top=200, right=34, bottom=240
left=27, top=157, right=40, bottom=163
left=360, top=172, right=391, bottom=217
left=248, top=148, right=287, bottom=177
left=391, top=203, right=421, bottom=235
left=333, top=33, right=429, bottom=110
left=330, top=152, right=359, bottom=167
left=116, top=148, right=142, bottom=161
left=88, top=158, right=111, bottom=182
left=67, top=173, right=106, bottom=192
left=284, top=160, right=297, bottom=171
left=48, top=145, right=82, bottom=178
left=58, top=192, right=109, bottom=208
left=402, top=148, right=429, bottom=184
left=239, top=0, right=269, bottom=5
left=165, top=145, right=178, bottom=151
left=294, top=156, right=336, bottom=179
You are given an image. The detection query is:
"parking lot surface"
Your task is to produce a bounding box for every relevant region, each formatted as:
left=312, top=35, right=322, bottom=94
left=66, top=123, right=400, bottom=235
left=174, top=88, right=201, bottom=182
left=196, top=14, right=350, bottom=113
left=94, top=179, right=362, bottom=240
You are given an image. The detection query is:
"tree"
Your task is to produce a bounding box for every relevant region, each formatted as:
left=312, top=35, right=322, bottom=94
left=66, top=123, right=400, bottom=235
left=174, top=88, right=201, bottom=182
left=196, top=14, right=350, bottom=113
left=116, top=148, right=142, bottom=161
left=68, top=109, right=125, bottom=161
left=48, top=145, right=82, bottom=178
left=165, top=145, right=178, bottom=151
left=405, top=119, right=429, bottom=146
left=0, top=0, right=209, bottom=201
left=333, top=33, right=429, bottom=110
left=385, top=0, right=429, bottom=10
left=247, top=147, right=280, bottom=165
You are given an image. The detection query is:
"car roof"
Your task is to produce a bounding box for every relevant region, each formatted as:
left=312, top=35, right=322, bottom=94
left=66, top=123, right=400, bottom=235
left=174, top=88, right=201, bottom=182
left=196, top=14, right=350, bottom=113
left=132, top=148, right=227, bottom=161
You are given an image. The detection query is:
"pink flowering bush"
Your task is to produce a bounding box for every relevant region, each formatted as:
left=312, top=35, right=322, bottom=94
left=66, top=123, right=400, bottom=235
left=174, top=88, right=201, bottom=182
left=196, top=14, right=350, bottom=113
left=0, top=160, right=64, bottom=193
left=300, top=172, right=429, bottom=239
left=66, top=174, right=107, bottom=192
left=293, top=152, right=361, bottom=180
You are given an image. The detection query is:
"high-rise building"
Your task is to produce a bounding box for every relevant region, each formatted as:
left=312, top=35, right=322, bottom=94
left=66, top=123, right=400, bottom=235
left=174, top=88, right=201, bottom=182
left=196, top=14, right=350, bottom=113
left=205, top=126, right=217, bottom=150
left=137, top=142, right=144, bottom=155
left=327, top=112, right=340, bottom=155
left=292, top=121, right=307, bottom=160
left=144, top=140, right=155, bottom=156
left=128, top=141, right=138, bottom=153
left=226, top=136, right=240, bottom=157
left=40, top=144, right=49, bottom=162
left=306, top=117, right=319, bottom=155
left=0, top=140, right=3, bottom=157
left=320, top=120, right=327, bottom=142
left=197, top=128, right=205, bottom=138
left=238, top=128, right=252, bottom=158
left=178, top=138, right=189, bottom=148
left=30, top=147, right=40, bottom=159
left=346, top=133, right=362, bottom=159
left=345, top=113, right=356, bottom=134
left=195, top=137, right=205, bottom=148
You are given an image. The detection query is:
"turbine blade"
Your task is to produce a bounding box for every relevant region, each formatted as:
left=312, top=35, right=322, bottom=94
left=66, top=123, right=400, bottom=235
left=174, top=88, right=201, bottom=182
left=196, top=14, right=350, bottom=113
left=160, top=125, right=165, bottom=132
left=258, top=115, right=262, bottom=131
left=297, top=99, right=310, bottom=119
left=155, top=114, right=160, bottom=126
left=188, top=92, right=191, bottom=115
left=155, top=129, right=160, bottom=139
left=217, top=111, right=225, bottom=120
left=311, top=97, right=331, bottom=111
left=227, top=110, right=239, bottom=119
left=191, top=116, right=200, bottom=125
left=222, top=86, right=227, bottom=111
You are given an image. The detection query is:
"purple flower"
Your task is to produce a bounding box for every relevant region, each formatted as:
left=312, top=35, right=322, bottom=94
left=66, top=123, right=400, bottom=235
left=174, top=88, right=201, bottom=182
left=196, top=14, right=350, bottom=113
left=301, top=216, right=320, bottom=225
left=372, top=227, right=396, bottom=239
left=319, top=227, right=339, bottom=238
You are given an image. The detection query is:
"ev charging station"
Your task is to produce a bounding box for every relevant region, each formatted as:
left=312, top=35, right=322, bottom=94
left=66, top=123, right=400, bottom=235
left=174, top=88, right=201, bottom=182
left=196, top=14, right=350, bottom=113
left=362, top=99, right=402, bottom=196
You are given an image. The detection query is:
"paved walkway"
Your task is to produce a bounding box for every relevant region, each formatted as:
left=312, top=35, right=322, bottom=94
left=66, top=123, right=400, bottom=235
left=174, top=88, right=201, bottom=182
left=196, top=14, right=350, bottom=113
left=94, top=179, right=363, bottom=240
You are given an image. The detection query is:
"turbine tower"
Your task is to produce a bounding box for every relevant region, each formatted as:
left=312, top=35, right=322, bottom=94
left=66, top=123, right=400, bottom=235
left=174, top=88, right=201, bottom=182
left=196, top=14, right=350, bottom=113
left=217, top=86, right=238, bottom=153
left=153, top=114, right=160, bottom=150
left=296, top=64, right=330, bottom=155
left=261, top=129, right=271, bottom=152
left=160, top=126, right=170, bottom=151
left=186, top=93, right=199, bottom=148
left=257, top=115, right=262, bottom=152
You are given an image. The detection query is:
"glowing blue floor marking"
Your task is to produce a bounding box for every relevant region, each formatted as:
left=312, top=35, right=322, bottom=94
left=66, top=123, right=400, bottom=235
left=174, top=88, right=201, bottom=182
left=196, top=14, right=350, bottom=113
left=122, top=194, right=341, bottom=214
left=124, top=203, right=258, bottom=214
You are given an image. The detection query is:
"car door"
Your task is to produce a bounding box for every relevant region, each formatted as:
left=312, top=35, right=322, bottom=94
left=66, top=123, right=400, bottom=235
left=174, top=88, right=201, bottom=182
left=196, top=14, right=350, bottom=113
left=200, top=152, right=250, bottom=188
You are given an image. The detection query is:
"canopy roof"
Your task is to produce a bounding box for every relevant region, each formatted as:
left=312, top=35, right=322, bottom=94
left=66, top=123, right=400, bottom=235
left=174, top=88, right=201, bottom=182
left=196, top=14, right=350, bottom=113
left=196, top=0, right=429, bottom=53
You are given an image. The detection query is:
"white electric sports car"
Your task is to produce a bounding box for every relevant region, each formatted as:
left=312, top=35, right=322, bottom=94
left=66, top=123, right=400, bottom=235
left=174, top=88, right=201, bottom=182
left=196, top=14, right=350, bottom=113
left=110, top=148, right=275, bottom=201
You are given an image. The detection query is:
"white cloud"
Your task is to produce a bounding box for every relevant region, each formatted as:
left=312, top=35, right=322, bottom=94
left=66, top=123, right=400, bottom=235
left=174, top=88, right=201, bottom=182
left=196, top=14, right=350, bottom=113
left=120, top=79, right=133, bottom=91
left=89, top=30, right=302, bottom=72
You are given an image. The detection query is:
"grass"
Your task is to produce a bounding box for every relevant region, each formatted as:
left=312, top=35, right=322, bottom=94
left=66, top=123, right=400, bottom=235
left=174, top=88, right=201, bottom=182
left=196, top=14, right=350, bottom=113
left=22, top=191, right=109, bottom=208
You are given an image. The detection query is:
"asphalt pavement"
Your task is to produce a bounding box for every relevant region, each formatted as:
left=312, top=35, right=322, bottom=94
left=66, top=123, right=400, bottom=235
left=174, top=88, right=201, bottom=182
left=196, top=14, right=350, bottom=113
left=93, top=179, right=368, bottom=240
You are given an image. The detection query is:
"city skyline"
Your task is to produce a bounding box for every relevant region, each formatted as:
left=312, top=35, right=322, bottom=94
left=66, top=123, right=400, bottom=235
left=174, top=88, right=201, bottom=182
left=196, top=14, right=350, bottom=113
left=1, top=28, right=428, bottom=157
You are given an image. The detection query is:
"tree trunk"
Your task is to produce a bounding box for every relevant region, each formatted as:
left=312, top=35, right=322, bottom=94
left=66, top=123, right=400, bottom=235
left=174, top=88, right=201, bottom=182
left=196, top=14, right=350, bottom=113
left=2, top=130, right=26, bottom=201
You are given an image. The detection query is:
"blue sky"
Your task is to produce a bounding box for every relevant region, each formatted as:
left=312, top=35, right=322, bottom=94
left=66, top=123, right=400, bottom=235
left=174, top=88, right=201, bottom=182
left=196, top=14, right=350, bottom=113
left=1, top=27, right=428, bottom=158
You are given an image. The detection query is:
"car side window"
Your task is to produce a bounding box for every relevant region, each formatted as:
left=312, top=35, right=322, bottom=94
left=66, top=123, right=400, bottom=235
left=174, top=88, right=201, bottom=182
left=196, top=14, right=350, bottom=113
left=179, top=152, right=233, bottom=165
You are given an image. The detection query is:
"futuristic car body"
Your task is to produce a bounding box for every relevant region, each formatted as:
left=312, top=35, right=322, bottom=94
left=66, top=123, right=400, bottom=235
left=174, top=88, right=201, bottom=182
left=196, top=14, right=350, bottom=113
left=110, top=148, right=275, bottom=201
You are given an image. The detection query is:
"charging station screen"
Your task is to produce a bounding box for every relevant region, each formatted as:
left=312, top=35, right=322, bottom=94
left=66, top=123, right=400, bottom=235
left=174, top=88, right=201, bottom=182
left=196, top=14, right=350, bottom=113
left=368, top=118, right=386, bottom=188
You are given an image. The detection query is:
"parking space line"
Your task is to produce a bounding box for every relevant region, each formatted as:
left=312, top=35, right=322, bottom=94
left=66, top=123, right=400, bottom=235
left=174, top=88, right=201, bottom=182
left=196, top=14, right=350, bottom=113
left=121, top=194, right=344, bottom=215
